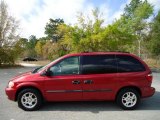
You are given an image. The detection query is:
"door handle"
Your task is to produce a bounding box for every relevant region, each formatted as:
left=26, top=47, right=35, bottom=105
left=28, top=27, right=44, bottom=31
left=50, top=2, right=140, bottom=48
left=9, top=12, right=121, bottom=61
left=72, top=80, right=80, bottom=84
left=84, top=80, right=93, bottom=84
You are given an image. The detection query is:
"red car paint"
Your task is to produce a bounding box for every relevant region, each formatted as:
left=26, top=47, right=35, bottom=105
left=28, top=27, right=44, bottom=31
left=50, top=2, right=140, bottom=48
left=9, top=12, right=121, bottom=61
left=5, top=52, right=155, bottom=103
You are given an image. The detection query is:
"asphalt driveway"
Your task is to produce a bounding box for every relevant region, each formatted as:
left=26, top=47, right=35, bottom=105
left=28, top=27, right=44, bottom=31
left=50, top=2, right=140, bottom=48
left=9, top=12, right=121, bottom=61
left=0, top=67, right=160, bottom=120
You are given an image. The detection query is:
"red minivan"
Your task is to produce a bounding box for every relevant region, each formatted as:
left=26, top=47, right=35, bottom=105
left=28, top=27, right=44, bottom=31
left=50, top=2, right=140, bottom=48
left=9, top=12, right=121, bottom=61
left=5, top=52, right=155, bottom=111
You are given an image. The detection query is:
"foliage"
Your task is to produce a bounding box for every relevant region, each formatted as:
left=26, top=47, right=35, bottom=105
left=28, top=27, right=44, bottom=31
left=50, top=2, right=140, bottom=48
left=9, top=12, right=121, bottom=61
left=0, top=1, right=19, bottom=47
left=116, top=0, right=153, bottom=54
left=58, top=8, right=105, bottom=53
left=2, top=0, right=160, bottom=64
left=58, top=8, right=135, bottom=53
left=42, top=41, right=57, bottom=60
left=35, top=40, right=45, bottom=56
left=149, top=11, right=160, bottom=56
left=45, top=18, right=64, bottom=42
left=0, top=1, right=20, bottom=65
left=34, top=2, right=155, bottom=60
left=0, top=48, right=15, bottom=65
left=122, top=0, right=153, bottom=33
left=24, top=35, right=37, bottom=57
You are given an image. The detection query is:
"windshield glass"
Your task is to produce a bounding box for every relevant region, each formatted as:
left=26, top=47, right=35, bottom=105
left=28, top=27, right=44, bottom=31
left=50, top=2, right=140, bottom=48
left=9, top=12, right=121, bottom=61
left=31, top=66, right=43, bottom=73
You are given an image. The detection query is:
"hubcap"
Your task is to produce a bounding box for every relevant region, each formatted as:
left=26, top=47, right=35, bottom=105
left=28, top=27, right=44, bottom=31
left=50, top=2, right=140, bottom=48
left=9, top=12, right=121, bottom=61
left=21, top=92, right=37, bottom=109
left=122, top=92, right=137, bottom=108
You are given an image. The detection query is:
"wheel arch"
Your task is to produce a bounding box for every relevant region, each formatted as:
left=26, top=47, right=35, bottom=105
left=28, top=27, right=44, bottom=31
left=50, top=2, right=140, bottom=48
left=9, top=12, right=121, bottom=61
left=15, top=85, right=44, bottom=101
left=116, top=86, right=142, bottom=100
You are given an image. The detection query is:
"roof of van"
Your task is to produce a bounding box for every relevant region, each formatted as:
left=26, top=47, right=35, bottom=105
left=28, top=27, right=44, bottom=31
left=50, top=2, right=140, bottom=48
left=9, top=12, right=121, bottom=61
left=64, top=51, right=133, bottom=57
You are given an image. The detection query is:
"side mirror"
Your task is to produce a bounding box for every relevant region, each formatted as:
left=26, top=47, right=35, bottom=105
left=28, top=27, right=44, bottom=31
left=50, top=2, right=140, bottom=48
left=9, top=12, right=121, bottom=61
left=41, top=69, right=52, bottom=76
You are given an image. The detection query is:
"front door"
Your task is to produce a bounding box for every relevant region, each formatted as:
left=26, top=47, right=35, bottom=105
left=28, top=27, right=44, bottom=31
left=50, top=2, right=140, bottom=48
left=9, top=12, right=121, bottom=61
left=44, top=56, right=83, bottom=101
left=81, top=55, right=118, bottom=100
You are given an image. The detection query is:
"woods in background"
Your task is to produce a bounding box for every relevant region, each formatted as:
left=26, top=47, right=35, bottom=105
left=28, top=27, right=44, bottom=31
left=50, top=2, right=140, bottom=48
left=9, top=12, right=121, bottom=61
left=0, top=0, right=160, bottom=66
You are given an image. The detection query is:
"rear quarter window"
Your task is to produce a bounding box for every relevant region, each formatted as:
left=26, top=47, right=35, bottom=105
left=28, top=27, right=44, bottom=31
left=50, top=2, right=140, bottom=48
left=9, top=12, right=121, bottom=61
left=116, top=55, right=146, bottom=72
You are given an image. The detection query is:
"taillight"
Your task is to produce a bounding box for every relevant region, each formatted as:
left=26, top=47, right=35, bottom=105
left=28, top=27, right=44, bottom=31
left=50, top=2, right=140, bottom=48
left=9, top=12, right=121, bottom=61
left=146, top=73, right=153, bottom=82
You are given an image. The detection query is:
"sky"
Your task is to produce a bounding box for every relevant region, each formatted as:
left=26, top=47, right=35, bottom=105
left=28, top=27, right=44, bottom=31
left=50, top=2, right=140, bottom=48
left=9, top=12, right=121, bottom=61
left=5, top=0, right=160, bottom=39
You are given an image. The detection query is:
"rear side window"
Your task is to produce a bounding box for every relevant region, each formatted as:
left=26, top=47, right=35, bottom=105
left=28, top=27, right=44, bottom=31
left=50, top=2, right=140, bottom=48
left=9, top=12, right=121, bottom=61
left=116, top=55, right=145, bottom=72
left=82, top=55, right=117, bottom=74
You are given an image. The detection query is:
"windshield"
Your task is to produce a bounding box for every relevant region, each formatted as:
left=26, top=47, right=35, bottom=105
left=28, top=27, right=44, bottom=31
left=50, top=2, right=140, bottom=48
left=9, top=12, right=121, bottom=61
left=35, top=56, right=63, bottom=73
left=31, top=66, right=43, bottom=73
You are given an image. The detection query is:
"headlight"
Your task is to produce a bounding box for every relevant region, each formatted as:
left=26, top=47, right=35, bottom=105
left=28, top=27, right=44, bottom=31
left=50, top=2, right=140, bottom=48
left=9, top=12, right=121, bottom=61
left=8, top=81, right=15, bottom=88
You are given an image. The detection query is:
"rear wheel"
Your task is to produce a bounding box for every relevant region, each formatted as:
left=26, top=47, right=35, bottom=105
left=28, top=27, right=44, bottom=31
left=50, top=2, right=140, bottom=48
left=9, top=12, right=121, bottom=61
left=116, top=88, right=140, bottom=110
left=18, top=88, right=42, bottom=111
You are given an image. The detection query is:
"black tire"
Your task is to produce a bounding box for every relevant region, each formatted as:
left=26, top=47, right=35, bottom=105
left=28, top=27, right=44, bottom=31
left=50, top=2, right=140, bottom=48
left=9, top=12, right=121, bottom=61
left=17, top=88, right=42, bottom=111
left=116, top=88, right=140, bottom=110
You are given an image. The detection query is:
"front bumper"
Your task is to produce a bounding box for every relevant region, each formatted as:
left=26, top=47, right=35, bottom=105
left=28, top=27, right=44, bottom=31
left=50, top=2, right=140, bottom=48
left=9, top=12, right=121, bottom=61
left=5, top=87, right=16, bottom=101
left=141, top=87, right=155, bottom=98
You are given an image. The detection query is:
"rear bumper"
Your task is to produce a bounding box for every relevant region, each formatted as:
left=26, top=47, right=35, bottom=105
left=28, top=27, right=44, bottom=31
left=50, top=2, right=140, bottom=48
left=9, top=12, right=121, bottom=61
left=5, top=87, right=16, bottom=101
left=141, top=87, right=155, bottom=98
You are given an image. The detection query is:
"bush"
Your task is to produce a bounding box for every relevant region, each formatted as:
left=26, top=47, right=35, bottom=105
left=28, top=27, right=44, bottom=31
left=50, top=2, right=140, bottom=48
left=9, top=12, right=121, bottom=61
left=0, top=48, right=16, bottom=66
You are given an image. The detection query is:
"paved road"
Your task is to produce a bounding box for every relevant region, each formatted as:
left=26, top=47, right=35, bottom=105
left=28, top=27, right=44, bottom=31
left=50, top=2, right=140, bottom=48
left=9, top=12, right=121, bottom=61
left=0, top=67, right=160, bottom=120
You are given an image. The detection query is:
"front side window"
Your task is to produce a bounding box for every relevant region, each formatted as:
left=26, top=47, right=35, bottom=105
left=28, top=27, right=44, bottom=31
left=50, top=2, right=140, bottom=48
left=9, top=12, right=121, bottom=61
left=49, top=56, right=80, bottom=76
left=116, top=55, right=146, bottom=72
left=82, top=55, right=117, bottom=74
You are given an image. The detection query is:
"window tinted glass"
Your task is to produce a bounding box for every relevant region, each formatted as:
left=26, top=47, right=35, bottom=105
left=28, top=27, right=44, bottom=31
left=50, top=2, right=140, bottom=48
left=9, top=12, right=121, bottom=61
left=49, top=56, right=79, bottom=76
left=116, top=55, right=145, bottom=72
left=82, top=55, right=117, bottom=74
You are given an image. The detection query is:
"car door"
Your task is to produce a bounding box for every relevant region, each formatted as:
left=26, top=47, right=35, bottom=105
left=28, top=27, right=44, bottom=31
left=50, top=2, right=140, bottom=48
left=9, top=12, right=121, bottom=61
left=44, top=56, right=83, bottom=101
left=81, top=55, right=118, bottom=100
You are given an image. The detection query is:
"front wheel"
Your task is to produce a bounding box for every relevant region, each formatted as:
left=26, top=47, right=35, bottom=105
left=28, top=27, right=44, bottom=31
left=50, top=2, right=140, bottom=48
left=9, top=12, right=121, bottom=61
left=116, top=88, right=140, bottom=110
left=17, top=88, right=42, bottom=111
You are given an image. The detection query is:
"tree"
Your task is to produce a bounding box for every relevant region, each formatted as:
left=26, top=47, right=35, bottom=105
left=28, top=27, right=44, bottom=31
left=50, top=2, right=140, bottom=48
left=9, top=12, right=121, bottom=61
left=117, top=0, right=153, bottom=55
left=23, top=35, right=37, bottom=57
left=27, top=35, right=37, bottom=49
left=42, top=41, right=58, bottom=60
left=15, top=2, right=157, bottom=61
left=121, top=0, right=153, bottom=34
left=124, top=0, right=142, bottom=18
left=0, top=1, right=19, bottom=65
left=58, top=8, right=135, bottom=53
left=149, top=11, right=160, bottom=56
left=0, top=0, right=19, bottom=47
left=35, top=40, right=46, bottom=57
left=71, top=8, right=105, bottom=52
left=45, top=18, right=64, bottom=41
left=101, top=23, right=136, bottom=51
left=13, top=38, right=27, bottom=57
